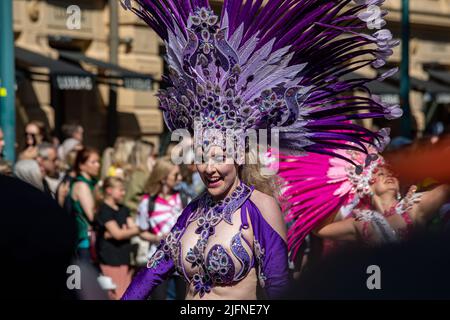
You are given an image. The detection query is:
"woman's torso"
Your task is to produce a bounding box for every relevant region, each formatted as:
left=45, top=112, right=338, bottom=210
left=70, top=175, right=95, bottom=248
left=140, top=192, right=184, bottom=259
left=146, top=192, right=184, bottom=236
left=170, top=184, right=260, bottom=300
left=354, top=203, right=416, bottom=245
left=96, top=203, right=132, bottom=266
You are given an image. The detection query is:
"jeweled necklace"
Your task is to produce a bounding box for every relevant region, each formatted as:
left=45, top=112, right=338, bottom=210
left=185, top=181, right=253, bottom=297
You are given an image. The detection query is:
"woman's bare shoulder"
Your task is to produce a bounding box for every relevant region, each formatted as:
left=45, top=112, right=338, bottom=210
left=249, top=189, right=286, bottom=240
left=250, top=189, right=278, bottom=207
left=72, top=180, right=90, bottom=197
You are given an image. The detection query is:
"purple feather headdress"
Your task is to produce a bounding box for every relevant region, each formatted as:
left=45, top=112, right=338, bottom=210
left=121, top=0, right=401, bottom=162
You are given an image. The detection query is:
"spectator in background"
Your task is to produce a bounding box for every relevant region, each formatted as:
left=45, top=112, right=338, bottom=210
left=37, top=142, right=60, bottom=197
left=123, top=140, right=157, bottom=269
left=14, top=159, right=44, bottom=192
left=19, top=120, right=48, bottom=160
left=0, top=127, right=5, bottom=159
left=62, top=122, right=84, bottom=143
left=124, top=140, right=157, bottom=214
left=0, top=174, right=78, bottom=299
left=0, top=128, right=12, bottom=176
left=164, top=142, right=180, bottom=160
left=58, top=138, right=83, bottom=163
left=136, top=158, right=186, bottom=300
left=56, top=147, right=79, bottom=209
left=58, top=123, right=83, bottom=161
left=176, top=143, right=205, bottom=198
left=69, top=147, right=101, bottom=262
left=101, top=137, right=135, bottom=180
left=0, top=159, right=12, bottom=176
left=96, top=177, right=140, bottom=300
left=177, top=163, right=205, bottom=199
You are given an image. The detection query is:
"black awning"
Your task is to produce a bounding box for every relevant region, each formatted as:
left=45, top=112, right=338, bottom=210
left=426, top=69, right=450, bottom=104
left=427, top=69, right=450, bottom=86
left=378, top=68, right=450, bottom=94
left=341, top=72, right=399, bottom=94
left=58, top=50, right=154, bottom=91
left=15, top=46, right=95, bottom=91
left=366, top=79, right=399, bottom=95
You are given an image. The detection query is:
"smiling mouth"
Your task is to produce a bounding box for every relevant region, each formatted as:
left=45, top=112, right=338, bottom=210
left=206, top=176, right=223, bottom=186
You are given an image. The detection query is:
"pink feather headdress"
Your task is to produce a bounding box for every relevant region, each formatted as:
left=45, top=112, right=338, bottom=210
left=277, top=135, right=387, bottom=261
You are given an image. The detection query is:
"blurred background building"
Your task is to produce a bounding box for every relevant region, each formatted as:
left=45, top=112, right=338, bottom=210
left=375, top=0, right=450, bottom=138
left=12, top=0, right=163, bottom=151
left=7, top=0, right=450, bottom=153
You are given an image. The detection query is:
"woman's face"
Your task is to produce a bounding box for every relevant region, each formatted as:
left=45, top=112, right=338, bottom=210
left=370, top=166, right=399, bottom=196
left=196, top=145, right=239, bottom=200
left=164, top=165, right=182, bottom=190
left=108, top=183, right=126, bottom=203
left=80, top=153, right=100, bottom=178
left=73, top=126, right=84, bottom=142
left=25, top=124, right=43, bottom=146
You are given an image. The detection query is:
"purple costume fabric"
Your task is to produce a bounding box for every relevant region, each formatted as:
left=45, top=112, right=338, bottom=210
left=121, top=190, right=288, bottom=300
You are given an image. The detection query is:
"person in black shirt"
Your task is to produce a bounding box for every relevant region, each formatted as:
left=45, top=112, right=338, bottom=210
left=96, top=177, right=140, bottom=299
left=0, top=174, right=77, bottom=299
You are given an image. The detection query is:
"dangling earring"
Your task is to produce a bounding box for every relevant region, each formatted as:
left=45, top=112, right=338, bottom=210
left=396, top=192, right=401, bottom=201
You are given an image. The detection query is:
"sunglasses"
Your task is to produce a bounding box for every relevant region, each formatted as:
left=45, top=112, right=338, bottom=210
left=25, top=132, right=37, bottom=137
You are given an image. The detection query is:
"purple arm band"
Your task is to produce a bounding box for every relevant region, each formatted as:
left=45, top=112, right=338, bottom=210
left=121, top=200, right=199, bottom=300
left=121, top=253, right=175, bottom=300
left=244, top=200, right=289, bottom=299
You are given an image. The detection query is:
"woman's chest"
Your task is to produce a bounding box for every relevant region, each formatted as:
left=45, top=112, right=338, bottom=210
left=176, top=208, right=255, bottom=286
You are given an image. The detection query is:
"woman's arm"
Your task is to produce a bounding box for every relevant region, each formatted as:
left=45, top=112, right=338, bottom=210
left=412, top=184, right=450, bottom=225
left=250, top=191, right=289, bottom=299
left=314, top=218, right=358, bottom=241
left=135, top=196, right=162, bottom=243
left=74, top=182, right=95, bottom=222
left=121, top=241, right=176, bottom=300
left=121, top=197, right=199, bottom=300
left=104, top=220, right=140, bottom=241
left=124, top=172, right=147, bottom=212
left=139, top=230, right=162, bottom=243
left=56, top=180, right=70, bottom=207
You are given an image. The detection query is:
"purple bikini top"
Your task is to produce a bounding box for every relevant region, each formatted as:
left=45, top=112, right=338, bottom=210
left=164, top=183, right=255, bottom=296
left=122, top=182, right=289, bottom=300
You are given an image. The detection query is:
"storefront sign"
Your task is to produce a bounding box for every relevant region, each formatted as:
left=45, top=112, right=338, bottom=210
left=55, top=75, right=93, bottom=90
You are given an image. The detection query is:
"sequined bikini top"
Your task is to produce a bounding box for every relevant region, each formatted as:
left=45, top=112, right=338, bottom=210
left=354, top=188, right=421, bottom=243
left=155, top=182, right=256, bottom=297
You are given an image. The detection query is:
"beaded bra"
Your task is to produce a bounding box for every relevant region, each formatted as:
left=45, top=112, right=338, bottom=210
left=354, top=186, right=422, bottom=243
left=148, top=182, right=256, bottom=297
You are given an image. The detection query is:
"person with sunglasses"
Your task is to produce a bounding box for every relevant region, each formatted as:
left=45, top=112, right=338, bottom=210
left=19, top=120, right=48, bottom=161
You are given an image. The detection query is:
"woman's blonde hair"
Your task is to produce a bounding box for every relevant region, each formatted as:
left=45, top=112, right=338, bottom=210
left=144, top=158, right=176, bottom=196
left=238, top=150, right=282, bottom=199
left=102, top=176, right=124, bottom=194
left=100, top=147, right=114, bottom=180
left=128, top=140, right=155, bottom=173
left=113, top=137, right=136, bottom=166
